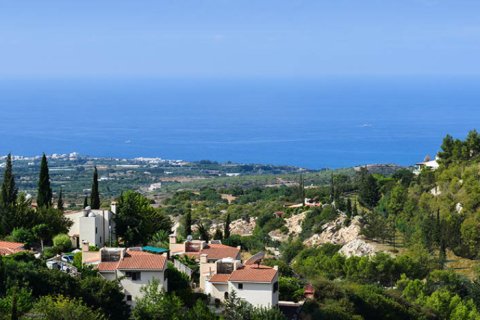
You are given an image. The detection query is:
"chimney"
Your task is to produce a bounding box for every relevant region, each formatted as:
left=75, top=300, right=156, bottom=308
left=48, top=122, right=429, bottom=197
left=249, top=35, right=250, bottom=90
left=200, top=253, right=208, bottom=264
left=169, top=234, right=177, bottom=244
left=110, top=201, right=117, bottom=214
left=82, top=241, right=90, bottom=252
left=273, top=265, right=279, bottom=271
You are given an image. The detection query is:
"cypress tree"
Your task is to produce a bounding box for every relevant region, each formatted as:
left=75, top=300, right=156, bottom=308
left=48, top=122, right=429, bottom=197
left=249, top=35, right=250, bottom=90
left=224, top=212, right=231, bottom=239
left=90, top=166, right=100, bottom=209
left=57, top=188, right=64, bottom=211
left=346, top=198, right=352, bottom=217
left=352, top=200, right=358, bottom=216
left=84, top=196, right=89, bottom=209
left=185, top=209, right=192, bottom=236
left=330, top=173, right=335, bottom=203
left=0, top=153, right=17, bottom=207
left=37, top=154, right=52, bottom=208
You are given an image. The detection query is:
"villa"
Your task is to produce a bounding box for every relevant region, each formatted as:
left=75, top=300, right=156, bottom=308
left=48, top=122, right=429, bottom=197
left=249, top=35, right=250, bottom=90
left=414, top=155, right=440, bottom=174
left=82, top=243, right=168, bottom=306
left=66, top=202, right=117, bottom=248
left=169, top=235, right=278, bottom=308
left=204, top=254, right=279, bottom=308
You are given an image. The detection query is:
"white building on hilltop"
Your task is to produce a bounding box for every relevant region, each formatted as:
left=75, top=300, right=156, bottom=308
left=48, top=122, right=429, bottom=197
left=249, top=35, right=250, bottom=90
left=414, top=155, right=440, bottom=175
left=66, top=202, right=117, bottom=248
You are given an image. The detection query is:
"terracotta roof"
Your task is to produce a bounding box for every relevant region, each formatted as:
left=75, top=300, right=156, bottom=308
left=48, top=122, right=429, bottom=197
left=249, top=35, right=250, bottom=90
left=209, top=274, right=230, bottom=283
left=0, top=241, right=25, bottom=256
left=201, top=244, right=240, bottom=260
left=98, top=261, right=118, bottom=272
left=97, top=249, right=167, bottom=272
left=228, top=265, right=277, bottom=283
left=117, top=250, right=167, bottom=270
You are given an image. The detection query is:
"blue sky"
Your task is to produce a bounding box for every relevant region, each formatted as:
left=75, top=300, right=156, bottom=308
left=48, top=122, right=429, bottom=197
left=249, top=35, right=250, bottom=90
left=1, top=0, right=480, bottom=77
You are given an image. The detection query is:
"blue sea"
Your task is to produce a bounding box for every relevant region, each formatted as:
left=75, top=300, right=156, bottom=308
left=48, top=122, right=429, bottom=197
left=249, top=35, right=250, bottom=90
left=0, top=76, right=479, bottom=169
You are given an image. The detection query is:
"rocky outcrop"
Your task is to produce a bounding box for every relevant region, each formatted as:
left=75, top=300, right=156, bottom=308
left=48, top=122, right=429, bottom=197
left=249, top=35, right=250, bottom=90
left=303, top=214, right=362, bottom=247
left=208, top=217, right=257, bottom=237
left=285, top=212, right=306, bottom=236
left=339, top=239, right=377, bottom=257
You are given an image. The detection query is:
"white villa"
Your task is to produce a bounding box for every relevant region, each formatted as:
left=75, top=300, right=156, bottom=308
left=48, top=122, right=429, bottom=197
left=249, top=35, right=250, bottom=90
left=66, top=202, right=117, bottom=248
left=82, top=243, right=168, bottom=306
left=414, top=155, right=440, bottom=174
left=169, top=235, right=241, bottom=290
left=204, top=256, right=279, bottom=308
left=169, top=235, right=278, bottom=308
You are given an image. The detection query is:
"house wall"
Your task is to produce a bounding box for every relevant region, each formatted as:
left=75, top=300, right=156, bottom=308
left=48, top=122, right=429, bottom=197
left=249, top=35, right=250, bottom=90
left=169, top=243, right=186, bottom=254
left=66, top=211, right=84, bottom=239
left=69, top=210, right=115, bottom=248
left=79, top=215, right=103, bottom=247
left=99, top=272, right=117, bottom=281
left=117, top=270, right=167, bottom=306
left=205, top=282, right=228, bottom=302
left=228, top=276, right=279, bottom=308
left=199, top=262, right=217, bottom=290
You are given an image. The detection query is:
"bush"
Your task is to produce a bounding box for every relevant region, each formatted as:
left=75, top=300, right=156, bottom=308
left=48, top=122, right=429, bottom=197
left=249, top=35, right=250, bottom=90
left=52, top=234, right=72, bottom=252
left=10, top=227, right=35, bottom=248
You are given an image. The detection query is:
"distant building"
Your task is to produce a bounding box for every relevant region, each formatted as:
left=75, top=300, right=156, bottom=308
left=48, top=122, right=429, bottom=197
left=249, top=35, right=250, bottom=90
left=414, top=155, right=439, bottom=174
left=82, top=244, right=168, bottom=306
left=66, top=202, right=117, bottom=248
left=0, top=241, right=26, bottom=256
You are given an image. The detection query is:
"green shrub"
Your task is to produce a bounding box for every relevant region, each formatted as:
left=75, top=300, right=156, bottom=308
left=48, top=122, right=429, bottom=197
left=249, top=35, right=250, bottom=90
left=52, top=234, right=72, bottom=252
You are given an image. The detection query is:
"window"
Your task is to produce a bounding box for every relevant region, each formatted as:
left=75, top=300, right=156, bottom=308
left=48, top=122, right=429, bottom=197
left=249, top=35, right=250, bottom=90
left=100, top=236, right=102, bottom=244
left=273, top=281, right=279, bottom=293
left=125, top=271, right=141, bottom=281
left=238, top=283, right=243, bottom=290
left=95, top=227, right=97, bottom=234
left=224, top=292, right=229, bottom=299
left=126, top=295, right=132, bottom=302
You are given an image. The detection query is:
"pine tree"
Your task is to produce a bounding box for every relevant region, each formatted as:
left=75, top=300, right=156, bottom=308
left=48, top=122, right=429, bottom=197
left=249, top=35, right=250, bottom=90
left=83, top=196, right=89, bottom=209
left=1, top=153, right=17, bottom=207
left=358, top=168, right=380, bottom=209
left=185, top=209, right=192, bottom=236
left=57, top=188, right=64, bottom=211
left=37, top=154, right=52, bottom=208
left=90, top=166, right=100, bottom=209
left=224, top=212, right=231, bottom=239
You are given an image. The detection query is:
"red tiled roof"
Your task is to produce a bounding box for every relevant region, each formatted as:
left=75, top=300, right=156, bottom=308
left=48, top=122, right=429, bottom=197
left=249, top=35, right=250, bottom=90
left=117, top=250, right=167, bottom=270
left=201, top=244, right=240, bottom=260
left=97, top=249, right=167, bottom=272
left=0, top=241, right=25, bottom=256
left=228, top=265, right=277, bottom=283
left=98, top=261, right=118, bottom=272
left=209, top=274, right=230, bottom=283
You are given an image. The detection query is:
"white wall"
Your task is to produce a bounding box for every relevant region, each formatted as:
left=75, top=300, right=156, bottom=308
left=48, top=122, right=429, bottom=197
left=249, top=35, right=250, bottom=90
left=206, top=282, right=228, bottom=302
left=77, top=210, right=115, bottom=248
left=228, top=278, right=279, bottom=308
left=116, top=270, right=167, bottom=306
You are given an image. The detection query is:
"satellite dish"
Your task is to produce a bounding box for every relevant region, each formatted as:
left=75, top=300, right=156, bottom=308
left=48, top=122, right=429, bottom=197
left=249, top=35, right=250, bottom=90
left=245, top=251, right=265, bottom=266
left=186, top=235, right=193, bottom=242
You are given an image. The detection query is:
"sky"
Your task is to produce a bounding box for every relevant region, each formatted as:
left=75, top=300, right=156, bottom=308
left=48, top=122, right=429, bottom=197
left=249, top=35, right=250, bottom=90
left=1, top=0, right=480, bottom=78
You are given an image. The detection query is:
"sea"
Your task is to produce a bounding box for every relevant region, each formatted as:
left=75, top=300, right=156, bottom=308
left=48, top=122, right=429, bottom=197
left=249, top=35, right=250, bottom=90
left=0, top=76, right=479, bottom=169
